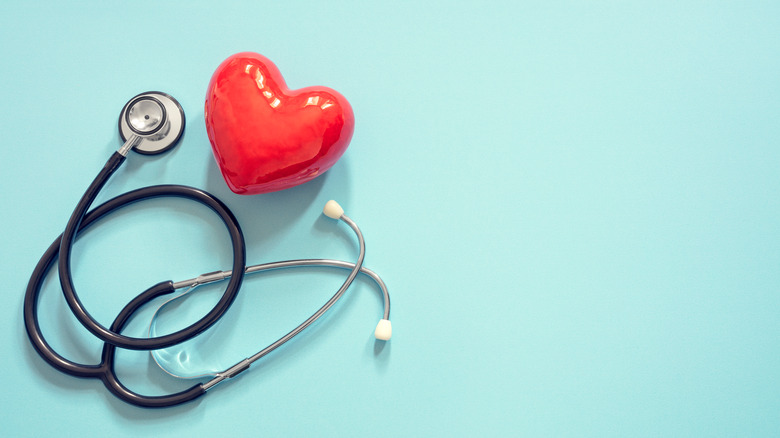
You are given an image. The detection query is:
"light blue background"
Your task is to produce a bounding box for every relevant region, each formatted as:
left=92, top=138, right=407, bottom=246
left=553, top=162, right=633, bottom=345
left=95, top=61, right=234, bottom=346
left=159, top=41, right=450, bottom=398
left=1, top=1, right=779, bottom=436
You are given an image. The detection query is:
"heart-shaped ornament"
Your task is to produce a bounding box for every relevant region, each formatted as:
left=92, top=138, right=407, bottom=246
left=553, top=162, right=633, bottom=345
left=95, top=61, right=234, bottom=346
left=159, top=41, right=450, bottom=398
left=205, top=52, right=354, bottom=194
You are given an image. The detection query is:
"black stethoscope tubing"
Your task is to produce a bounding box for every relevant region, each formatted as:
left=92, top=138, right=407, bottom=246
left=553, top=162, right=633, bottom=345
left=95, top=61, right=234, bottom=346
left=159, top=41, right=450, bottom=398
left=24, top=180, right=248, bottom=406
left=55, top=152, right=246, bottom=351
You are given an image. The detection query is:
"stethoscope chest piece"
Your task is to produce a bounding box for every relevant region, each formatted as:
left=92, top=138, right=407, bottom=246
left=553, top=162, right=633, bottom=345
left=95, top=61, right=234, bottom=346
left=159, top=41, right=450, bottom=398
left=118, top=91, right=185, bottom=155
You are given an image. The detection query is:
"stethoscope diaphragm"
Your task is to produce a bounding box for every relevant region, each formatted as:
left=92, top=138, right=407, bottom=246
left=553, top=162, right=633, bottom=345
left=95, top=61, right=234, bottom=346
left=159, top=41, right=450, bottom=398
left=118, top=91, right=185, bottom=155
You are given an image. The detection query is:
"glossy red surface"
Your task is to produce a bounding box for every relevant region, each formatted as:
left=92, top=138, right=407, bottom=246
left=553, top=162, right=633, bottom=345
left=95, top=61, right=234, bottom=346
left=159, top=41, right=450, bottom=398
left=205, top=52, right=354, bottom=194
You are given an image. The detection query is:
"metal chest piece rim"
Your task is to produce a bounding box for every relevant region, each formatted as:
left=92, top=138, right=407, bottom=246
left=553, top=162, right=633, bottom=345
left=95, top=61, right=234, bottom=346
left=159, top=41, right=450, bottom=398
left=118, top=91, right=186, bottom=155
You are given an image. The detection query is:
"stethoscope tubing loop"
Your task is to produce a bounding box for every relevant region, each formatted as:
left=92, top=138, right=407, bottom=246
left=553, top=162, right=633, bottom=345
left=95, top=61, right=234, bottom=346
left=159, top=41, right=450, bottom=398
left=54, top=153, right=246, bottom=350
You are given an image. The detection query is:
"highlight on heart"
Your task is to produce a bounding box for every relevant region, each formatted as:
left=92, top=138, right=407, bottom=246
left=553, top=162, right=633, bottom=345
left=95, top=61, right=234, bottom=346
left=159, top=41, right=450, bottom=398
left=205, top=52, right=355, bottom=195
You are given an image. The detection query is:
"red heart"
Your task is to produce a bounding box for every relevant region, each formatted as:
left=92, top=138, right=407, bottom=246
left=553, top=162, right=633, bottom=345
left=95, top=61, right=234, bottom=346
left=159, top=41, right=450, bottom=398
left=205, top=52, right=354, bottom=194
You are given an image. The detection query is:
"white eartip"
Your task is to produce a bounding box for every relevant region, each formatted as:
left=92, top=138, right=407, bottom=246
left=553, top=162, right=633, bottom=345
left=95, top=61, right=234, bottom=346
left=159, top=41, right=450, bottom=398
left=374, top=319, right=392, bottom=341
left=323, top=200, right=344, bottom=219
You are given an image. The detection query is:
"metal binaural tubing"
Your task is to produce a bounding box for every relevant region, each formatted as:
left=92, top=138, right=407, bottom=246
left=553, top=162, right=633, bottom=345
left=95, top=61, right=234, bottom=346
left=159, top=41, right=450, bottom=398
left=247, top=260, right=391, bottom=321
left=201, top=215, right=370, bottom=391
left=245, top=217, right=365, bottom=364
left=152, top=259, right=390, bottom=382
left=170, top=261, right=390, bottom=320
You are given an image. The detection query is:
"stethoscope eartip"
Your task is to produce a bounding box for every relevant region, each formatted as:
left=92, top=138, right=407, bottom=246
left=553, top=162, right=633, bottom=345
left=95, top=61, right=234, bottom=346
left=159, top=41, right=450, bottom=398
left=323, top=200, right=344, bottom=219
left=374, top=319, right=392, bottom=341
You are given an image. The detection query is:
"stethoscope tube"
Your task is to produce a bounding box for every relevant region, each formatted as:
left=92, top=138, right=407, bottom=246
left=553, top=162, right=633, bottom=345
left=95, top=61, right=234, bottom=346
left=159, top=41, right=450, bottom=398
left=101, top=281, right=205, bottom=407
left=55, top=153, right=247, bottom=350
left=24, top=180, right=246, bottom=373
left=24, top=183, right=243, bottom=406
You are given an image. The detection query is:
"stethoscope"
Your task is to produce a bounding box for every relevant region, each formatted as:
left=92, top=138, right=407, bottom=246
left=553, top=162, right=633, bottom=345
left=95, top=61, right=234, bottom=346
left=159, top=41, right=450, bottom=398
left=24, top=91, right=392, bottom=408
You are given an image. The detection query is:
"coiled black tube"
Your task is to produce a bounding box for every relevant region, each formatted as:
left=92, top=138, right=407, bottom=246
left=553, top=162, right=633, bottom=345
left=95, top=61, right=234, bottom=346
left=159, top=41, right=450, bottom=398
left=53, top=153, right=246, bottom=350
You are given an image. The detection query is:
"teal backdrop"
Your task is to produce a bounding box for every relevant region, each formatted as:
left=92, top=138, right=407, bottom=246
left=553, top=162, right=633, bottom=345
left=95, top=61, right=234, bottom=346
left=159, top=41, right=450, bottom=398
left=1, top=1, right=778, bottom=436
